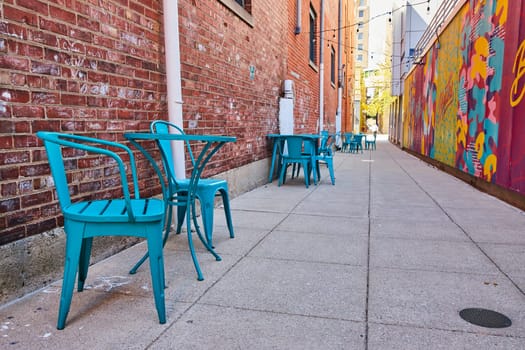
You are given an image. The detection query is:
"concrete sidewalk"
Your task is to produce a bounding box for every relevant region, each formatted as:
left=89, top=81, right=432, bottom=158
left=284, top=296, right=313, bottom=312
left=1, top=141, right=525, bottom=349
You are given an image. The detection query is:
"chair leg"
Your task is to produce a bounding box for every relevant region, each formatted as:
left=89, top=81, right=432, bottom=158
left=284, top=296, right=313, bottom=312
left=130, top=205, right=173, bottom=275
left=175, top=204, right=186, bottom=234
left=77, top=237, right=93, bottom=291
left=326, top=159, right=335, bottom=185
left=146, top=227, right=166, bottom=324
left=57, top=223, right=84, bottom=330
left=220, top=189, right=235, bottom=239
left=302, top=160, right=309, bottom=188
left=186, top=207, right=204, bottom=281
left=278, top=161, right=288, bottom=186
left=199, top=195, right=215, bottom=247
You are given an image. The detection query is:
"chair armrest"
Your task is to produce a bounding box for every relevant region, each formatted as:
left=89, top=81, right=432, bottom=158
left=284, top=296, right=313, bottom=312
left=37, top=131, right=140, bottom=221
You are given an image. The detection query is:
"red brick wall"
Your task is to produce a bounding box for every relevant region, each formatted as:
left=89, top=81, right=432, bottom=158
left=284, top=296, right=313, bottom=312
left=178, top=0, right=287, bottom=169
left=0, top=0, right=289, bottom=245
left=286, top=0, right=340, bottom=134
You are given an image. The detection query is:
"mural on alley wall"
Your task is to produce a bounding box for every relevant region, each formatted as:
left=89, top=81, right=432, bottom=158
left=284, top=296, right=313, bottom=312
left=403, top=0, right=525, bottom=195
left=456, top=0, right=503, bottom=182
left=433, top=12, right=462, bottom=167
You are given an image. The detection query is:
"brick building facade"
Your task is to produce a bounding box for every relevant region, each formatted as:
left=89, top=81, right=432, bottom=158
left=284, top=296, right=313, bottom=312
left=0, top=0, right=352, bottom=303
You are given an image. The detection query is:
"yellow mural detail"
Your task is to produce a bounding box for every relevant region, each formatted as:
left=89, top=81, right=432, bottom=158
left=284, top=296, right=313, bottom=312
left=496, top=0, right=507, bottom=26
left=475, top=132, right=485, bottom=160
left=510, top=39, right=525, bottom=107
left=433, top=11, right=461, bottom=167
left=483, top=154, right=497, bottom=182
left=471, top=37, right=489, bottom=81
left=456, top=119, right=468, bottom=149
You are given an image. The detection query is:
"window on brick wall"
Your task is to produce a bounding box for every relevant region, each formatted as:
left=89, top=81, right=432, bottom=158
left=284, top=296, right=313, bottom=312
left=309, top=6, right=317, bottom=65
left=218, top=0, right=253, bottom=26
left=330, top=46, right=336, bottom=85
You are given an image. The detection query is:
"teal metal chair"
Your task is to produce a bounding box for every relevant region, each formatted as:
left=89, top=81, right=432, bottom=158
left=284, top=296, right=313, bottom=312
left=152, top=120, right=233, bottom=246
left=349, top=133, right=364, bottom=153
left=318, top=130, right=334, bottom=155
left=342, top=132, right=353, bottom=152
left=314, top=131, right=335, bottom=185
left=365, top=133, right=377, bottom=150
left=129, top=120, right=233, bottom=258
left=36, top=131, right=166, bottom=330
left=278, top=135, right=317, bottom=188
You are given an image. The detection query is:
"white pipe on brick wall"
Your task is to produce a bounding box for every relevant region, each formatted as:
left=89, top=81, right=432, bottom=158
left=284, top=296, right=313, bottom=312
left=336, top=0, right=342, bottom=142
left=319, top=0, right=324, bottom=132
left=162, top=0, right=185, bottom=178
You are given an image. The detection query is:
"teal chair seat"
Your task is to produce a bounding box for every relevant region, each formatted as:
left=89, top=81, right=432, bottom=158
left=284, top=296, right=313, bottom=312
left=36, top=131, right=166, bottom=330
left=63, top=199, right=164, bottom=222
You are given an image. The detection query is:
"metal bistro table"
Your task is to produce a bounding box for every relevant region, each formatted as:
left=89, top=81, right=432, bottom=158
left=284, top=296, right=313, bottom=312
left=124, top=132, right=236, bottom=281
left=267, top=133, right=321, bottom=184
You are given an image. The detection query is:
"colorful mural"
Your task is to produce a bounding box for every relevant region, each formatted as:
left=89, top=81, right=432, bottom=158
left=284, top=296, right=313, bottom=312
left=402, top=0, right=525, bottom=196
left=433, top=12, right=462, bottom=167
left=456, top=0, right=504, bottom=182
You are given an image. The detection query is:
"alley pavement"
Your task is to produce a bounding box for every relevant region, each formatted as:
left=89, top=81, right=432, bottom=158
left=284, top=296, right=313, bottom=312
left=1, top=140, right=525, bottom=349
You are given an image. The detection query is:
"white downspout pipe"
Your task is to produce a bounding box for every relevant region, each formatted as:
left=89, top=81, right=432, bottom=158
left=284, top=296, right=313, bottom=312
left=336, top=0, right=342, bottom=143
left=319, top=0, right=324, bottom=132
left=162, top=0, right=185, bottom=178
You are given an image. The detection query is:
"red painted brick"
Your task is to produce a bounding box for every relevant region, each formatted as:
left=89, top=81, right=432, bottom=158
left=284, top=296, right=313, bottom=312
left=14, top=135, right=39, bottom=148
left=61, top=93, right=86, bottom=105
left=39, top=17, right=68, bottom=36
left=0, top=227, right=26, bottom=246
left=1, top=89, right=30, bottom=103
left=31, top=91, right=59, bottom=104
left=4, top=5, right=39, bottom=26
left=69, top=27, right=93, bottom=43
left=29, top=30, right=57, bottom=46
left=49, top=5, right=77, bottom=25
left=0, top=136, right=13, bottom=149
left=0, top=56, right=30, bottom=71
left=17, top=0, right=49, bottom=14
left=12, top=105, right=45, bottom=118
left=32, top=120, right=60, bottom=132
left=19, top=163, right=49, bottom=178
left=0, top=198, right=21, bottom=213
left=21, top=191, right=52, bottom=209
left=30, top=61, right=61, bottom=76
left=0, top=22, right=29, bottom=42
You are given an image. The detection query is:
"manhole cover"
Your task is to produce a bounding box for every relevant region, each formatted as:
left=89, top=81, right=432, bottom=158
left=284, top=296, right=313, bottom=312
left=459, top=308, right=512, bottom=328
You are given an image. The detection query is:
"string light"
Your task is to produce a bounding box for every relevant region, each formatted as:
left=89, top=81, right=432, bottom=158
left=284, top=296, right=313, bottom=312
left=303, top=0, right=431, bottom=35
